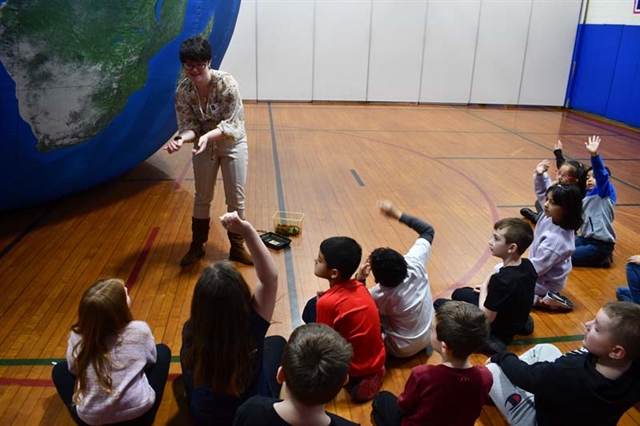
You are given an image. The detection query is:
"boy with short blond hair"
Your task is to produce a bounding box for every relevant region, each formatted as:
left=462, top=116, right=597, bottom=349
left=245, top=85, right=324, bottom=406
left=487, top=301, right=640, bottom=426
left=371, top=301, right=493, bottom=426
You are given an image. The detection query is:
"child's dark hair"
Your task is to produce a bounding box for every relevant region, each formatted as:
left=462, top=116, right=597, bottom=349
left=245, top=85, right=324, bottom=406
left=179, top=35, right=212, bottom=63
left=564, top=160, right=587, bottom=197
left=282, top=323, right=353, bottom=406
left=494, top=218, right=534, bottom=255
left=319, top=237, right=362, bottom=280
left=369, top=247, right=408, bottom=288
left=182, top=261, right=255, bottom=396
left=435, top=301, right=489, bottom=359
left=546, top=184, right=583, bottom=231
left=586, top=165, right=612, bottom=181
left=602, top=301, right=640, bottom=360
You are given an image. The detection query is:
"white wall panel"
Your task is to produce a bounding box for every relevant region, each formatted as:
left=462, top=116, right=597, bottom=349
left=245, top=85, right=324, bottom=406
left=519, top=0, right=582, bottom=106
left=420, top=0, right=481, bottom=103
left=313, top=0, right=371, bottom=101
left=586, top=0, right=640, bottom=25
left=256, top=1, right=314, bottom=101
left=470, top=0, right=532, bottom=105
left=220, top=0, right=257, bottom=100
left=367, top=0, right=428, bottom=102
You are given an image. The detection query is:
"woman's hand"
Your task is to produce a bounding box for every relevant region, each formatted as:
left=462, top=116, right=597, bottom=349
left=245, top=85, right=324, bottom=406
left=193, top=135, right=208, bottom=155
left=165, top=135, right=184, bottom=154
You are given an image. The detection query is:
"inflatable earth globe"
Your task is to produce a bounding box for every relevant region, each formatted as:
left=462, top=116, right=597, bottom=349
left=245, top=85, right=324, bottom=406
left=0, top=0, right=241, bottom=210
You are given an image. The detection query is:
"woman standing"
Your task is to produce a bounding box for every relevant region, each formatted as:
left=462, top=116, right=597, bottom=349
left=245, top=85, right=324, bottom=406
left=166, top=35, right=252, bottom=266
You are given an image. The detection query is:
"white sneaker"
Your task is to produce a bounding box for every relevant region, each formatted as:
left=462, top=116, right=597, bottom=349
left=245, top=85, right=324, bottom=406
left=542, top=292, right=574, bottom=311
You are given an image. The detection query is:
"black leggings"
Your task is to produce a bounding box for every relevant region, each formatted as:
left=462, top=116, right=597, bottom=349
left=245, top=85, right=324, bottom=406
left=51, top=343, right=171, bottom=426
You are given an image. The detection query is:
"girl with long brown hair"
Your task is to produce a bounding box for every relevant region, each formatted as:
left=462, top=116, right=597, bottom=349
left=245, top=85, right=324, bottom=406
left=180, top=212, right=285, bottom=425
left=52, top=278, right=170, bottom=425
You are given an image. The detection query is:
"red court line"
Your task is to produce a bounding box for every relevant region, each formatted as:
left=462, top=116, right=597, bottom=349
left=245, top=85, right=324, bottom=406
left=0, top=373, right=181, bottom=388
left=126, top=227, right=160, bottom=289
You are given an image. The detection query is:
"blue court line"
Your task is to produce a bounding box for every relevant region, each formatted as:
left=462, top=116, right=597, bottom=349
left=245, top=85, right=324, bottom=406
left=268, top=103, right=301, bottom=328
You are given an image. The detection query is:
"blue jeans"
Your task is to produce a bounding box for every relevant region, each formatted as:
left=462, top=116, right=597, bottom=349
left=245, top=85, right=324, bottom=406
left=616, top=262, right=640, bottom=304
left=572, top=236, right=614, bottom=268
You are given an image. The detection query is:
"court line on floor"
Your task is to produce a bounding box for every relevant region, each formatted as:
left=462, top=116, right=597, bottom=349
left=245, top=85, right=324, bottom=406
left=125, top=227, right=160, bottom=289
left=268, top=103, right=301, bottom=328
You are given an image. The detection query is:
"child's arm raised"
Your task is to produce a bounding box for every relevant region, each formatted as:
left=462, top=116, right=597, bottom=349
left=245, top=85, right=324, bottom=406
left=220, top=213, right=278, bottom=322
left=378, top=199, right=435, bottom=244
left=554, top=140, right=565, bottom=169
left=533, top=159, right=552, bottom=206
left=585, top=135, right=615, bottom=199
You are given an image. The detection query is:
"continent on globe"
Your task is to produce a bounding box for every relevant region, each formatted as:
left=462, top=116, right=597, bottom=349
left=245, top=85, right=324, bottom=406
left=0, top=0, right=187, bottom=152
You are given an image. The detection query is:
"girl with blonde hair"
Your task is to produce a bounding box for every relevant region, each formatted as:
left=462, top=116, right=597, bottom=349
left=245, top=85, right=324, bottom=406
left=52, top=278, right=170, bottom=425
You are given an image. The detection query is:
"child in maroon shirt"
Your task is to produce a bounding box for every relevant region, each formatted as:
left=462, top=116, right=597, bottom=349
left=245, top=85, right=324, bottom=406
left=371, top=301, right=492, bottom=426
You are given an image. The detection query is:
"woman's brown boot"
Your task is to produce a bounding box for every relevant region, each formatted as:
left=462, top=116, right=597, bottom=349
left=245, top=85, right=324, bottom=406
left=180, top=218, right=210, bottom=267
left=227, top=232, right=253, bottom=265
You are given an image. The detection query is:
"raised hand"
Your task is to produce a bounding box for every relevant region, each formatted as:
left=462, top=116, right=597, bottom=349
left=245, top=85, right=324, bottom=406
left=584, top=135, right=601, bottom=156
left=535, top=159, right=550, bottom=175
left=378, top=199, right=402, bottom=220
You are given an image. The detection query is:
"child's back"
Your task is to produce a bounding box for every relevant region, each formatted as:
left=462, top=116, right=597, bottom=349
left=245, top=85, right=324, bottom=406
left=304, top=236, right=385, bottom=402
left=372, top=302, right=492, bottom=426
left=398, top=363, right=492, bottom=426
left=317, top=279, right=385, bottom=378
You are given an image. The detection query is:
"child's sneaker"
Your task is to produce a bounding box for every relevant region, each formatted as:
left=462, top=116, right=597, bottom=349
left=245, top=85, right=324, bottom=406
left=352, top=367, right=385, bottom=402
left=541, top=292, right=574, bottom=311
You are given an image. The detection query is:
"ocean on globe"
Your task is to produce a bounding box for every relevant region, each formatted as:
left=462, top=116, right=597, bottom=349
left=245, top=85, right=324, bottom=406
left=0, top=0, right=241, bottom=210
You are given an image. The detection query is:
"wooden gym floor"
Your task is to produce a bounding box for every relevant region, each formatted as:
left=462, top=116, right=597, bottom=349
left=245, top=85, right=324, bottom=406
left=1, top=102, right=639, bottom=425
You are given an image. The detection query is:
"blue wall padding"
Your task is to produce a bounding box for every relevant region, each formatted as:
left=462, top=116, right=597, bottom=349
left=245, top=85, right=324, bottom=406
left=569, top=24, right=640, bottom=128
left=606, top=25, right=640, bottom=127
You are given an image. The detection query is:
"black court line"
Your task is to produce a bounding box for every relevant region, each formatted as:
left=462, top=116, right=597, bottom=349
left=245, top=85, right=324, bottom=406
left=541, top=107, right=640, bottom=142
left=461, top=108, right=640, bottom=192
left=351, top=169, right=365, bottom=186
left=268, top=103, right=301, bottom=328
left=0, top=203, right=56, bottom=259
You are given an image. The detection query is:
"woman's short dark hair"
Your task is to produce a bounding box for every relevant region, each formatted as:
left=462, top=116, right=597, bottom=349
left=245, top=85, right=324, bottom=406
left=180, top=35, right=212, bottom=63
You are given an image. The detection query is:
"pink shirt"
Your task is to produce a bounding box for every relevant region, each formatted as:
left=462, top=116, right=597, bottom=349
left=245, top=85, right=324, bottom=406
left=67, top=321, right=157, bottom=425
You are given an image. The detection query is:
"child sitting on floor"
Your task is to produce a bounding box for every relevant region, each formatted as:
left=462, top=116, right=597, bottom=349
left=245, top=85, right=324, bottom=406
left=371, top=301, right=492, bottom=426
left=302, top=236, right=386, bottom=403
left=233, top=323, right=358, bottom=426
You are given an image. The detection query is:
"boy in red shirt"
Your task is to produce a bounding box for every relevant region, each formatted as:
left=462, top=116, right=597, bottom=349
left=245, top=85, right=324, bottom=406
left=302, top=236, right=386, bottom=402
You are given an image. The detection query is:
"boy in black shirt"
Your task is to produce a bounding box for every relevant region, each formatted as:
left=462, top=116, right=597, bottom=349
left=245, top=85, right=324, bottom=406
left=487, top=301, right=640, bottom=426
left=233, top=323, right=358, bottom=426
left=435, top=218, right=537, bottom=354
